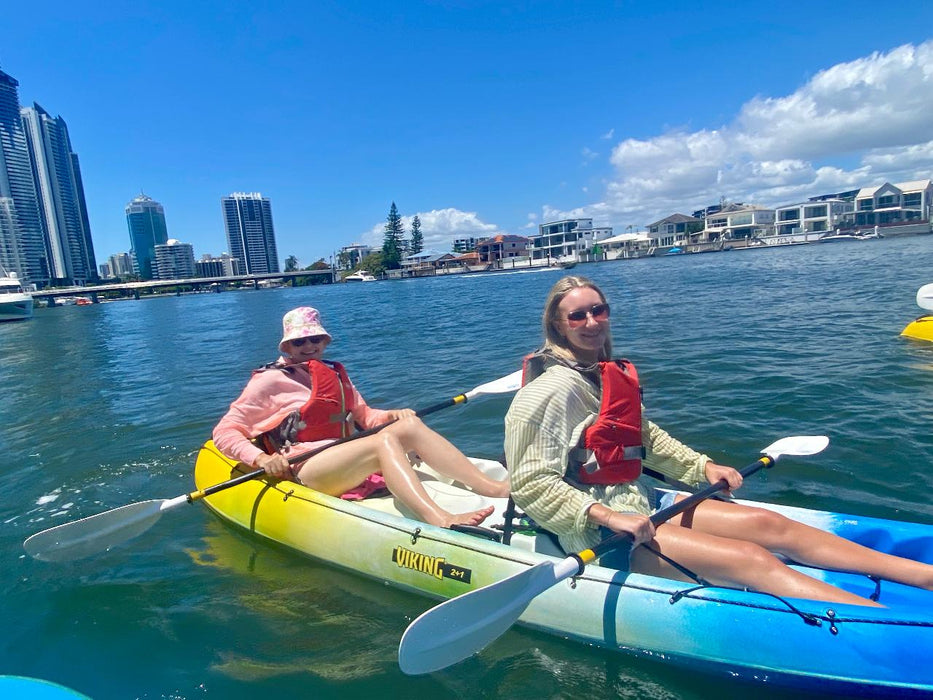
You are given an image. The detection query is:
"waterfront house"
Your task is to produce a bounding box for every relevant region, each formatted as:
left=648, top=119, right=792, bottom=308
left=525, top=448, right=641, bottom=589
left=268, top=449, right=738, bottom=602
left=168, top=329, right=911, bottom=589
left=647, top=214, right=703, bottom=248
left=702, top=204, right=775, bottom=243
left=476, top=234, right=530, bottom=264
left=401, top=249, right=458, bottom=276
left=530, top=218, right=611, bottom=263
left=774, top=198, right=853, bottom=238
left=598, top=231, right=652, bottom=259
left=852, top=180, right=933, bottom=231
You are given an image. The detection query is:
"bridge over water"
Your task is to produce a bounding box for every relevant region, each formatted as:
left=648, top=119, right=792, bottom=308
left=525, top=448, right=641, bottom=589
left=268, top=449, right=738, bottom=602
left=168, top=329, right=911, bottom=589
left=33, top=269, right=335, bottom=306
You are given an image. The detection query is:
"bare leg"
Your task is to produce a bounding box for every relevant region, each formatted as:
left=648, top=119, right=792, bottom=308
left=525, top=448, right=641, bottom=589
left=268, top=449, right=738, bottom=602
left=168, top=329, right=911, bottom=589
left=294, top=432, right=494, bottom=528
left=668, top=497, right=933, bottom=591
left=379, top=415, right=509, bottom=497
left=630, top=524, right=882, bottom=607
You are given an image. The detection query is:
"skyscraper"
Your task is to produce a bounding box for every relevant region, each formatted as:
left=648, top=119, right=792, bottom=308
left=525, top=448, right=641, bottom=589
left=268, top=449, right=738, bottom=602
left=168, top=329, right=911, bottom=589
left=153, top=239, right=195, bottom=280
left=221, top=192, right=279, bottom=274
left=125, top=193, right=168, bottom=280
left=0, top=67, right=47, bottom=286
left=22, top=103, right=97, bottom=285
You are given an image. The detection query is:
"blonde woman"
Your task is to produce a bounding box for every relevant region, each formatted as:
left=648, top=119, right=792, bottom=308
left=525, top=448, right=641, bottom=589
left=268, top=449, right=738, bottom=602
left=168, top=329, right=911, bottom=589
left=505, top=276, right=932, bottom=606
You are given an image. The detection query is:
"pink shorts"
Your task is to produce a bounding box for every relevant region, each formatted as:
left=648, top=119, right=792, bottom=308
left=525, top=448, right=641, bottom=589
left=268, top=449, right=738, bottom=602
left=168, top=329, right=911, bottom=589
left=341, top=473, right=388, bottom=500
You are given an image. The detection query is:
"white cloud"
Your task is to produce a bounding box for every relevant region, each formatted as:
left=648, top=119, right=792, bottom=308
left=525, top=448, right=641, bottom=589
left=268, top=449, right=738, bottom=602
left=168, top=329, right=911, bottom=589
left=601, top=128, right=615, bottom=140
left=361, top=207, right=499, bottom=251
left=546, top=41, right=933, bottom=227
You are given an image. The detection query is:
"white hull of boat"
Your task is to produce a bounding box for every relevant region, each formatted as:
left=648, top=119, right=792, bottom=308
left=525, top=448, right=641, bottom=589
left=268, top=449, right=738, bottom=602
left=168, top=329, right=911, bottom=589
left=0, top=295, right=33, bottom=321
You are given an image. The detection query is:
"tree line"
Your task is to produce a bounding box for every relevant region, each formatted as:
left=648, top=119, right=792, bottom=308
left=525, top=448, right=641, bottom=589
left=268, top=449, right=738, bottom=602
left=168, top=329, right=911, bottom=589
left=286, top=201, right=424, bottom=279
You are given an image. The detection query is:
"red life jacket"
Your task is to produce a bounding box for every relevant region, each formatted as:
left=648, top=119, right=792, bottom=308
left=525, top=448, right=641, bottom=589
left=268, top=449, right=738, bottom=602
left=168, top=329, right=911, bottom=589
left=256, top=359, right=357, bottom=452
left=523, top=353, right=645, bottom=485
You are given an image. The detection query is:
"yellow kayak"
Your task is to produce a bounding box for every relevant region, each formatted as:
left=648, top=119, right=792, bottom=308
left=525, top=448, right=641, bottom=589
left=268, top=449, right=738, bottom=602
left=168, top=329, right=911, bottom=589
left=902, top=315, right=933, bottom=342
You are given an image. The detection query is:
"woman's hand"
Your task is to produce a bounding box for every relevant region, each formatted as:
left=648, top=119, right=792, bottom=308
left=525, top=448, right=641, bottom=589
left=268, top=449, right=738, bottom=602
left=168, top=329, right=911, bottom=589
left=386, top=408, right=417, bottom=421
left=589, top=503, right=655, bottom=546
left=607, top=512, right=656, bottom=546
left=704, top=460, right=743, bottom=494
left=254, top=452, right=292, bottom=480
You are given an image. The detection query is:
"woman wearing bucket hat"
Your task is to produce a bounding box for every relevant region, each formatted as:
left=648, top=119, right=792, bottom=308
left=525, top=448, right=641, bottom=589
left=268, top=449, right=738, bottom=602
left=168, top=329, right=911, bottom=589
left=213, top=306, right=508, bottom=528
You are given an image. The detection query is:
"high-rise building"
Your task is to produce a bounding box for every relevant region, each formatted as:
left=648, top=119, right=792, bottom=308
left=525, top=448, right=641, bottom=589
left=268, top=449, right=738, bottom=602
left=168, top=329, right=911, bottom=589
left=22, top=103, right=97, bottom=285
left=108, top=252, right=133, bottom=278
left=196, top=252, right=240, bottom=278
left=221, top=192, right=279, bottom=274
left=154, top=239, right=195, bottom=280
left=125, top=193, right=168, bottom=280
left=0, top=67, right=48, bottom=286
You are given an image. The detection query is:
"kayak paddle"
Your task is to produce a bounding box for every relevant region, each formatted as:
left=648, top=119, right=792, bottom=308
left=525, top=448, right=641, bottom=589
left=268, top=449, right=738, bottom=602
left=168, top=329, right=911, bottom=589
left=398, top=435, right=829, bottom=675
left=23, top=369, right=524, bottom=563
left=917, top=283, right=933, bottom=311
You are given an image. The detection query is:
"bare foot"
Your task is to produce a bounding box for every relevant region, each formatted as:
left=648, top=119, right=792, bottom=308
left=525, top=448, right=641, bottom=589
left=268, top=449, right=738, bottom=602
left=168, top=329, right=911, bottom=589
left=439, top=505, right=495, bottom=528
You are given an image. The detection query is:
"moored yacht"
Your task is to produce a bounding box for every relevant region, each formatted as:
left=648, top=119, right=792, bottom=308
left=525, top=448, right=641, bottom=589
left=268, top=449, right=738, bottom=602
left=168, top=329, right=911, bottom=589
left=0, top=266, right=34, bottom=322
left=345, top=270, right=377, bottom=282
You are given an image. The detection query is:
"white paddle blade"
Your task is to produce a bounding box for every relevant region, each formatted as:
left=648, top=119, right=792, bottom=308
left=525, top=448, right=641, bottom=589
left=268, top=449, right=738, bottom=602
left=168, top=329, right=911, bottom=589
left=399, top=560, right=563, bottom=675
left=917, top=284, right=933, bottom=312
left=761, top=435, right=829, bottom=461
left=23, top=499, right=167, bottom=562
left=465, top=369, right=524, bottom=399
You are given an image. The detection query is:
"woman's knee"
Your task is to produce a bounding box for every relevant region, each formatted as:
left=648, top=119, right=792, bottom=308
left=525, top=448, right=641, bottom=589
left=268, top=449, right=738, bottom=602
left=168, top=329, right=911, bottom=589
left=384, top=415, right=426, bottom=442
left=739, top=506, right=793, bottom=542
left=729, top=539, right=785, bottom=576
left=373, top=429, right=405, bottom=457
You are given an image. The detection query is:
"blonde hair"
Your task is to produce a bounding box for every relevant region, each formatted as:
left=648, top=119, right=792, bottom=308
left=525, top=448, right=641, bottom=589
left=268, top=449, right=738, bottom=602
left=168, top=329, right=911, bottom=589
left=541, top=275, right=613, bottom=363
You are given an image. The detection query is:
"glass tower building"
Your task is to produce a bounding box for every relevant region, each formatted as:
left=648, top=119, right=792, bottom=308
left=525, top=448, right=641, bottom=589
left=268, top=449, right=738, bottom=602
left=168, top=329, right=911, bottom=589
left=0, top=68, right=48, bottom=286
left=125, top=193, right=168, bottom=280
left=221, top=192, right=279, bottom=274
left=22, top=103, right=97, bottom=285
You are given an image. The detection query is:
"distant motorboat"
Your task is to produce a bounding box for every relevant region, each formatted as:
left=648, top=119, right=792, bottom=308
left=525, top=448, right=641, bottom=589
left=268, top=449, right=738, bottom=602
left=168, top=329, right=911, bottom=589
left=345, top=270, right=377, bottom=282
left=663, top=247, right=684, bottom=255
left=0, top=267, right=34, bottom=322
left=817, top=232, right=865, bottom=243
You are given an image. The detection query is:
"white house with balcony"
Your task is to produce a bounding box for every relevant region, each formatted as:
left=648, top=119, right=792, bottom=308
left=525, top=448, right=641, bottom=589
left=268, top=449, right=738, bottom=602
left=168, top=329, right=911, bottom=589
left=597, top=231, right=652, bottom=259
left=647, top=214, right=704, bottom=247
left=852, top=180, right=933, bottom=231
left=773, top=199, right=853, bottom=242
left=530, top=218, right=612, bottom=263
left=703, top=205, right=775, bottom=242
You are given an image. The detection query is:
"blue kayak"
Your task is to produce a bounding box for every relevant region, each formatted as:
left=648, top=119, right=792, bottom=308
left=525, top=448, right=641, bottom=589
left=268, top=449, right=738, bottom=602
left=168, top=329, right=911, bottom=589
left=0, top=676, right=90, bottom=699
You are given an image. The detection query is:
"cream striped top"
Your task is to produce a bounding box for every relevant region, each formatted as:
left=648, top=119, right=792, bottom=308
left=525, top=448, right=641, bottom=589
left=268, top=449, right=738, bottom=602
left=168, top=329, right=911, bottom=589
left=504, top=363, right=708, bottom=553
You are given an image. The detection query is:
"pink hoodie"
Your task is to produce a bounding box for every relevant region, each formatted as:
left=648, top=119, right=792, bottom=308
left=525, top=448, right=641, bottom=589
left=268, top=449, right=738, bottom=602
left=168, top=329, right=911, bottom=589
left=212, top=361, right=393, bottom=468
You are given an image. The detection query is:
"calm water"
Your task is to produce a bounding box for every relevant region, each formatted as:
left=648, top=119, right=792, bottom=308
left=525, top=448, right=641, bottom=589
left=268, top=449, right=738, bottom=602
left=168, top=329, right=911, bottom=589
left=3, top=236, right=932, bottom=699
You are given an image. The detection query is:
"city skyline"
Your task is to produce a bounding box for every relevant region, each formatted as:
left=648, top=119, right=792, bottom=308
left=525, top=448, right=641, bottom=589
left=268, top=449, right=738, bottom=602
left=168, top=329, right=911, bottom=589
left=2, top=2, right=933, bottom=269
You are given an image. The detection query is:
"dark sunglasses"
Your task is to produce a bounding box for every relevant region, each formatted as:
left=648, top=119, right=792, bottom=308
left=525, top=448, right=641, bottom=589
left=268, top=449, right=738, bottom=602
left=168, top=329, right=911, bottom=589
left=290, top=335, right=328, bottom=346
left=566, top=303, right=610, bottom=326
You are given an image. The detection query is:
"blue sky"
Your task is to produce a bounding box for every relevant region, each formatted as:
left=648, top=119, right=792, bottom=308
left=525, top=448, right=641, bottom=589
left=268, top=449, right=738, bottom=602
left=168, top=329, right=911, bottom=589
left=3, top=1, right=933, bottom=266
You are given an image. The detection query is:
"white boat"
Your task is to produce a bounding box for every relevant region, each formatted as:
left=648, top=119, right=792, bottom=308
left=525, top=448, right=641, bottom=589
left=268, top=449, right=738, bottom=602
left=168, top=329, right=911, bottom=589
left=0, top=266, right=34, bottom=322
left=345, top=270, right=378, bottom=282
left=816, top=233, right=864, bottom=243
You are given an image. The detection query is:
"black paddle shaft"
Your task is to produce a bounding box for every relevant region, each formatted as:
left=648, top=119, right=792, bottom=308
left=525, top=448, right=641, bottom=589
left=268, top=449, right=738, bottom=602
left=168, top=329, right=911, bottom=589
left=589, top=455, right=776, bottom=560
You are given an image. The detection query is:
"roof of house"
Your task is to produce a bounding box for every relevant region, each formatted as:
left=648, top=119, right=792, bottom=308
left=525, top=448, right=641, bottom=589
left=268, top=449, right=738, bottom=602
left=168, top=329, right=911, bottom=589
left=647, top=213, right=702, bottom=227
left=856, top=180, right=931, bottom=198
left=476, top=234, right=530, bottom=246
left=403, top=249, right=455, bottom=263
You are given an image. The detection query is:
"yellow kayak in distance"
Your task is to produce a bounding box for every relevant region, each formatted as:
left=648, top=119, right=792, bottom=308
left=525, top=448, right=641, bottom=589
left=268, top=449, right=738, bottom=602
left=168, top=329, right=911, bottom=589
left=901, top=315, right=933, bottom=342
